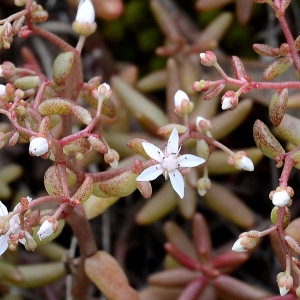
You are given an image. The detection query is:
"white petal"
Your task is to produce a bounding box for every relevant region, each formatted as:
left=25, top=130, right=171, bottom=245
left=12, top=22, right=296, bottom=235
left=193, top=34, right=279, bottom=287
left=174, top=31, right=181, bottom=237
left=0, top=235, right=8, bottom=255
left=177, top=154, right=205, bottom=168
left=279, top=286, right=290, bottom=296
left=235, top=156, right=254, bottom=171
left=142, top=142, right=164, bottom=162
left=76, top=0, right=95, bottom=25
left=232, top=238, right=247, bottom=252
left=0, top=201, right=8, bottom=217
left=169, top=169, right=184, bottom=198
left=136, top=165, right=163, bottom=181
left=174, top=90, right=189, bottom=106
left=37, top=220, right=54, bottom=240
left=222, top=97, right=233, bottom=110
left=272, top=190, right=290, bottom=207
left=166, top=129, right=179, bottom=155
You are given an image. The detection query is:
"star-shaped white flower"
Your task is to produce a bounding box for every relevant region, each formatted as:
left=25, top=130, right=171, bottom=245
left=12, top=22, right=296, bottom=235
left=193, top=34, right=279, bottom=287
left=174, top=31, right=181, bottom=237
left=136, top=128, right=205, bottom=198
left=0, top=201, right=34, bottom=255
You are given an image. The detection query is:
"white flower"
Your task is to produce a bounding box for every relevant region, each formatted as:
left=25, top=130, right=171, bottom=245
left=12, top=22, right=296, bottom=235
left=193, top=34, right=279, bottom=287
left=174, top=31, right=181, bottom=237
left=232, top=238, right=248, bottom=252
left=277, top=272, right=293, bottom=296
left=272, top=190, right=290, bottom=207
left=174, top=90, right=189, bottom=107
left=29, top=137, right=49, bottom=156
left=136, top=128, right=205, bottom=198
left=37, top=220, right=54, bottom=240
left=0, top=201, right=33, bottom=255
left=234, top=155, right=254, bottom=171
left=75, top=0, right=95, bottom=25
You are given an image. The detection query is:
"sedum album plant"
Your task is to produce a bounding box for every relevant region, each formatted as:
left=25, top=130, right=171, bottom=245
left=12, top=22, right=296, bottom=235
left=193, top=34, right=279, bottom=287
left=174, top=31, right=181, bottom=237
left=1, top=0, right=300, bottom=299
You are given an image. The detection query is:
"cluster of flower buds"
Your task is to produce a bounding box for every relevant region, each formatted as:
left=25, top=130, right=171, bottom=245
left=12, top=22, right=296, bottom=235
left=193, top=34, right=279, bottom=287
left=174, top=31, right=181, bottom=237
left=269, top=186, right=293, bottom=207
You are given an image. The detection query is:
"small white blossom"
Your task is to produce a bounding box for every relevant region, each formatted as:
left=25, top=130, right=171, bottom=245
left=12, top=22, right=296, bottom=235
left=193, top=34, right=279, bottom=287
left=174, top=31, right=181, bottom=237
left=75, top=0, right=95, bottom=25
left=174, top=90, right=189, bottom=107
left=0, top=201, right=33, bottom=255
left=136, top=128, right=205, bottom=199
left=232, top=238, right=247, bottom=252
left=272, top=190, right=290, bottom=207
left=37, top=220, right=54, bottom=240
left=234, top=155, right=254, bottom=171
left=29, top=137, right=49, bottom=156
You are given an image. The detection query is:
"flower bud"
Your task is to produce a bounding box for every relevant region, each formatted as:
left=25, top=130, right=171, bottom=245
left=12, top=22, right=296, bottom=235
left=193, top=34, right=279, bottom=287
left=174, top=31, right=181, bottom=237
left=29, top=137, right=49, bottom=156
left=231, top=152, right=254, bottom=171
left=104, top=148, right=119, bottom=169
left=221, top=91, right=238, bottom=110
left=72, top=0, right=97, bottom=36
left=196, top=116, right=212, bottom=136
left=200, top=51, right=217, bottom=66
left=173, top=90, right=194, bottom=117
left=37, top=219, right=58, bottom=240
left=0, top=62, right=15, bottom=78
left=197, top=177, right=211, bottom=196
left=271, top=189, right=291, bottom=207
left=276, top=272, right=293, bottom=296
left=98, top=83, right=111, bottom=94
left=232, top=235, right=258, bottom=252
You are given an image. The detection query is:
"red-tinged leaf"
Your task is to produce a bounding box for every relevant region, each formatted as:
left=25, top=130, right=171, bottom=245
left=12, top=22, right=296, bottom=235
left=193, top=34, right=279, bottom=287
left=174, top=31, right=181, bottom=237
left=192, top=214, right=212, bottom=262
left=269, top=89, right=288, bottom=126
left=274, top=114, right=300, bottom=146
left=138, top=286, right=182, bottom=300
left=203, top=83, right=225, bottom=100
left=85, top=251, right=139, bottom=300
left=231, top=56, right=248, bottom=81
left=164, top=243, right=202, bottom=271
left=164, top=222, right=198, bottom=260
left=213, top=274, right=272, bottom=299
left=148, top=268, right=198, bottom=287
left=253, top=119, right=285, bottom=159
left=253, top=44, right=279, bottom=57
left=178, top=276, right=208, bottom=300
left=212, top=251, right=248, bottom=273
left=263, top=57, right=293, bottom=81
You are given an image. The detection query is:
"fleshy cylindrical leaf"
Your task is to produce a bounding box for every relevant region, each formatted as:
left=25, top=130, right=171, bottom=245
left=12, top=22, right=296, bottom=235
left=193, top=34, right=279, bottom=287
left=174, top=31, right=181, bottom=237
left=263, top=57, right=293, bottom=81
left=136, top=183, right=177, bottom=225
left=38, top=98, right=72, bottom=115
left=111, top=76, right=167, bottom=128
left=83, top=195, right=119, bottom=219
left=253, top=119, right=285, bottom=159
left=98, top=171, right=138, bottom=197
left=203, top=181, right=255, bottom=229
left=85, top=251, right=139, bottom=300
left=253, top=44, right=279, bottom=57
left=203, top=83, right=225, bottom=100
left=70, top=176, right=93, bottom=203
left=52, top=52, right=75, bottom=86
left=274, top=114, right=300, bottom=146
left=269, top=89, right=288, bottom=126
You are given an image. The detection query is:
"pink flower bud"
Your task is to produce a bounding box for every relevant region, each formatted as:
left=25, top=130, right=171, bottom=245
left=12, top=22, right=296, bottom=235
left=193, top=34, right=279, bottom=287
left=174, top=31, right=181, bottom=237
left=200, top=51, right=217, bottom=66
left=277, top=272, right=293, bottom=296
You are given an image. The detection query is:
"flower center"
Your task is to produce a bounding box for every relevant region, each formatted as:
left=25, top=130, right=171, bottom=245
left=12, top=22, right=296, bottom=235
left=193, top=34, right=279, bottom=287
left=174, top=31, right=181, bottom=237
left=162, top=154, right=178, bottom=172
